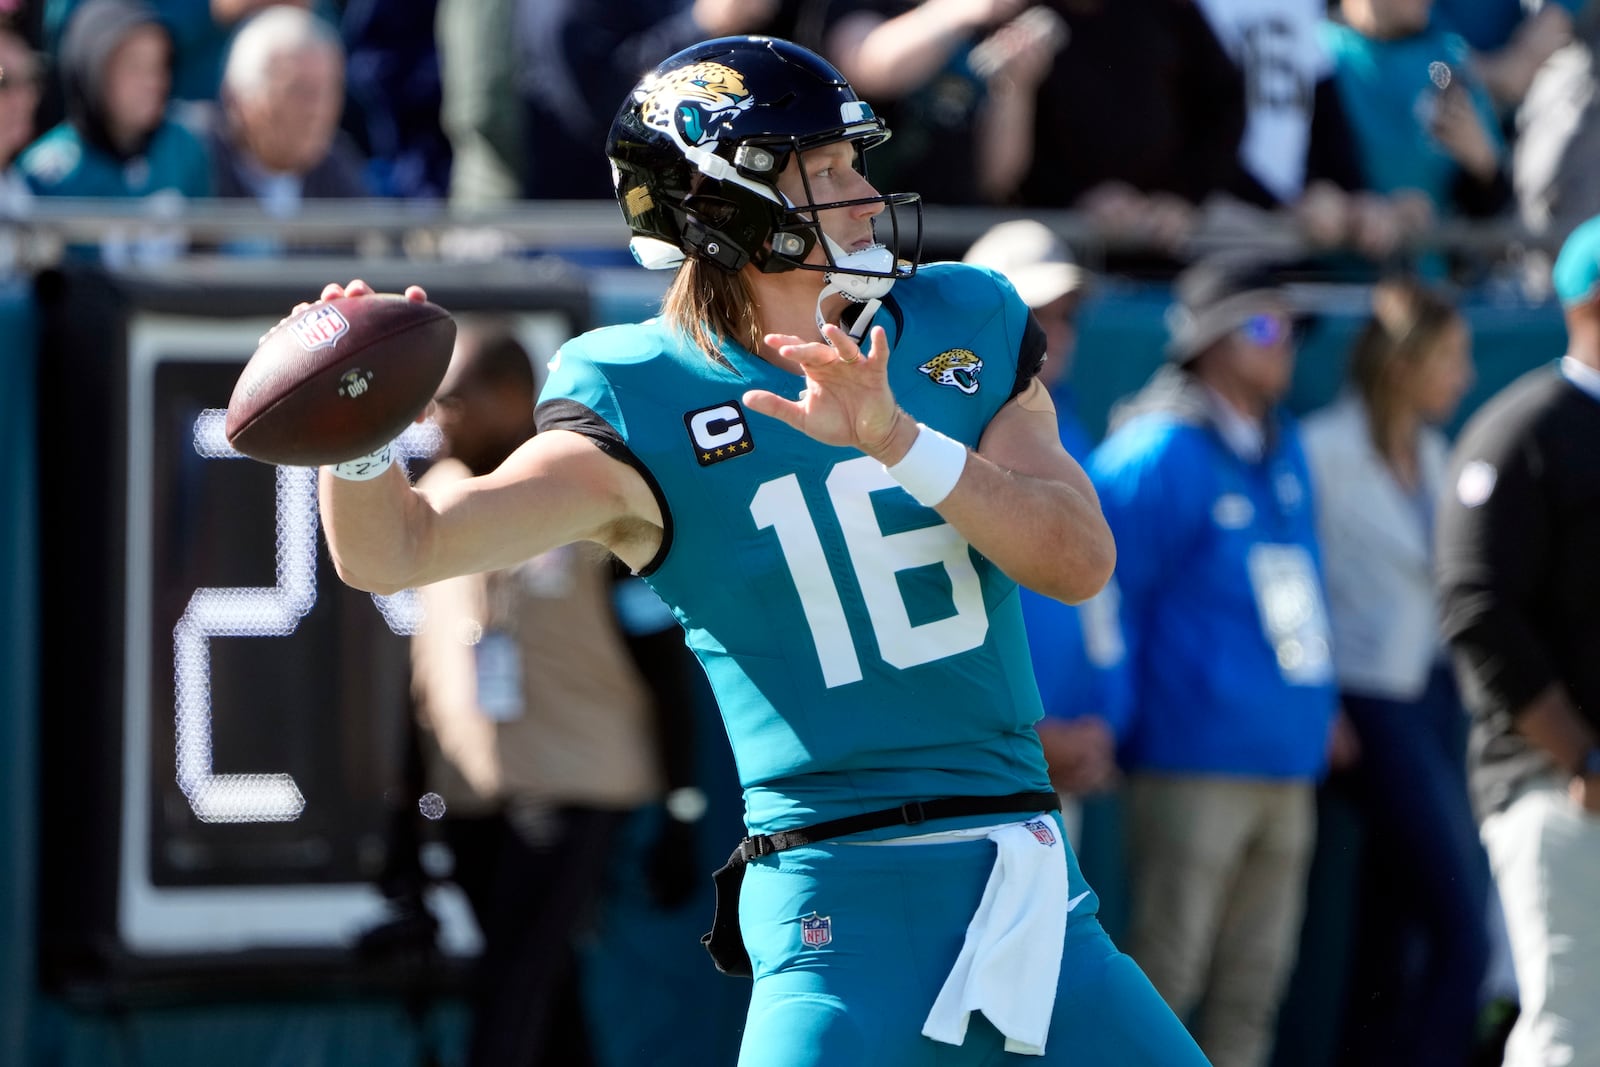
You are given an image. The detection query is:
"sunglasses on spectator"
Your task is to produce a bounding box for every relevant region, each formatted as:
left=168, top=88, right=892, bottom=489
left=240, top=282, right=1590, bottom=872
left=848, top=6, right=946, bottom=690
left=1237, top=312, right=1299, bottom=348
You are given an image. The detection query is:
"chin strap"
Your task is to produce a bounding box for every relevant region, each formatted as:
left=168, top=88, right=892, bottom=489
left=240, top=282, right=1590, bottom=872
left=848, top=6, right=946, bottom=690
left=815, top=289, right=883, bottom=342
left=815, top=236, right=896, bottom=341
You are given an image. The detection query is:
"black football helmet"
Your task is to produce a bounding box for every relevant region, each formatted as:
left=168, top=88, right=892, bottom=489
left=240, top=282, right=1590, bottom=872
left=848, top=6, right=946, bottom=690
left=607, top=35, right=922, bottom=286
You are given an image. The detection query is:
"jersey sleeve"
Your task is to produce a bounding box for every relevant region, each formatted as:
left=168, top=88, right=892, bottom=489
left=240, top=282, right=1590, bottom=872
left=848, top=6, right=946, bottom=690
left=957, top=263, right=1047, bottom=400
left=535, top=340, right=631, bottom=456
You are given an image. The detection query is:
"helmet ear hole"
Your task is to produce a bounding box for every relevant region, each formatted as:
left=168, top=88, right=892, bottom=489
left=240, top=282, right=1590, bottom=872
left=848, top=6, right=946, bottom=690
left=683, top=195, right=738, bottom=228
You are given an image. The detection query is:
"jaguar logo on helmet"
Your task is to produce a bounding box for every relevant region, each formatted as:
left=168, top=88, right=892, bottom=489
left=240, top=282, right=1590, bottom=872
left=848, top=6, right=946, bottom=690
left=637, top=61, right=754, bottom=149
left=607, top=36, right=923, bottom=284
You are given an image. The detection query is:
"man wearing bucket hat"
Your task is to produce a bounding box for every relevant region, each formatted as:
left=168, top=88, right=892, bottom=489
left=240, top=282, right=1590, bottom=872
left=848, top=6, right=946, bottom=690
left=964, top=220, right=1129, bottom=847
left=1085, top=254, right=1338, bottom=1066
left=1436, top=215, right=1600, bottom=1067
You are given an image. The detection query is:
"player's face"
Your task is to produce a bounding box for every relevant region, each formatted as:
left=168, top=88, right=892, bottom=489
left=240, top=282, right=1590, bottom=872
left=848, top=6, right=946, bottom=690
left=1407, top=314, right=1474, bottom=424
left=777, top=141, right=884, bottom=263
left=103, top=26, right=171, bottom=141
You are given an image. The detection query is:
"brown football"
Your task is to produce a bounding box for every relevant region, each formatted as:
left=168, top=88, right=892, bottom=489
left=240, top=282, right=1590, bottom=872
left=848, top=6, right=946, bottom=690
left=225, top=294, right=456, bottom=466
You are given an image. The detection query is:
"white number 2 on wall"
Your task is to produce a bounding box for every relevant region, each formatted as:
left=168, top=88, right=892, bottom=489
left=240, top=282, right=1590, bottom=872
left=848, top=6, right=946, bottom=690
left=174, top=411, right=438, bottom=823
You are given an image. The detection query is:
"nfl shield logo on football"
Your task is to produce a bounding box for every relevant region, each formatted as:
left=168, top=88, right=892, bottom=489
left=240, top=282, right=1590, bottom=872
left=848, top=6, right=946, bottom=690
left=1024, top=818, right=1057, bottom=847
left=290, top=306, right=350, bottom=351
left=800, top=912, right=832, bottom=948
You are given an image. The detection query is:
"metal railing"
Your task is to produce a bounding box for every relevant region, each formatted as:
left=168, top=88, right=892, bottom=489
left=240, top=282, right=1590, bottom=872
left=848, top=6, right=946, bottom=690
left=0, top=196, right=1556, bottom=274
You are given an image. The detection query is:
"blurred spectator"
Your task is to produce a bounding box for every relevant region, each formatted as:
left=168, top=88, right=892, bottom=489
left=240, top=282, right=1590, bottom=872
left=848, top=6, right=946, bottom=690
left=1016, top=0, right=1249, bottom=263
left=412, top=321, right=704, bottom=1067
left=1088, top=255, right=1338, bottom=1067
left=45, top=0, right=315, bottom=104
left=513, top=0, right=710, bottom=201
left=1193, top=0, right=1432, bottom=265
left=1434, top=0, right=1581, bottom=110
left=0, top=17, right=38, bottom=275
left=0, top=17, right=40, bottom=200
left=1322, top=0, right=1511, bottom=229
left=201, top=5, right=367, bottom=208
left=340, top=0, right=450, bottom=199
left=1437, top=214, right=1600, bottom=1067
left=509, top=1, right=861, bottom=203
left=436, top=0, right=521, bottom=206
left=1300, top=277, right=1489, bottom=1067
left=1194, top=0, right=1342, bottom=208
left=825, top=0, right=1066, bottom=205
left=1508, top=9, right=1600, bottom=243
left=963, top=218, right=1129, bottom=842
left=19, top=0, right=211, bottom=262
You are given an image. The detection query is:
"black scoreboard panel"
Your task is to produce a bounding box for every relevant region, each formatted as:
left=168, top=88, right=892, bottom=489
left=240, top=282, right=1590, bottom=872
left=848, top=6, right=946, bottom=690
left=34, top=261, right=590, bottom=995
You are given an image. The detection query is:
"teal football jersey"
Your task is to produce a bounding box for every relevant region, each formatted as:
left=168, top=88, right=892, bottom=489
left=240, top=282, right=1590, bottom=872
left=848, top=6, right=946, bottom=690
left=536, top=263, right=1055, bottom=833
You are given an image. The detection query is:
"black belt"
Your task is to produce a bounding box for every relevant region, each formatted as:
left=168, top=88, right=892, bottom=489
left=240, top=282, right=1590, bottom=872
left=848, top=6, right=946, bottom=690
left=737, top=790, right=1063, bottom=860
left=703, top=791, right=1062, bottom=978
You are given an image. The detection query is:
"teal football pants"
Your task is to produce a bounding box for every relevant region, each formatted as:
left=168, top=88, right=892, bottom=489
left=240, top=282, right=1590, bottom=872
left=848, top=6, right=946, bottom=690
left=735, top=814, right=1210, bottom=1066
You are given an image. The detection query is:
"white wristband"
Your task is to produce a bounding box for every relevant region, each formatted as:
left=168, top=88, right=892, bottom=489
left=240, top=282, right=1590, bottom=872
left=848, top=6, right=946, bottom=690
left=328, top=442, right=395, bottom=481
left=884, top=423, right=967, bottom=507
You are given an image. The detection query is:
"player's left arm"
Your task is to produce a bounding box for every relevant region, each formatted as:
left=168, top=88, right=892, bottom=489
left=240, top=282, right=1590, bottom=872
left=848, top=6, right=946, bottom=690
left=951, top=380, right=1115, bottom=604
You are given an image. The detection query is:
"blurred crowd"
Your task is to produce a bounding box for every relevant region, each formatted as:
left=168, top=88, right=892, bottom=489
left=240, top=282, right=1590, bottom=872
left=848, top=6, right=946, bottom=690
left=0, top=0, right=1596, bottom=273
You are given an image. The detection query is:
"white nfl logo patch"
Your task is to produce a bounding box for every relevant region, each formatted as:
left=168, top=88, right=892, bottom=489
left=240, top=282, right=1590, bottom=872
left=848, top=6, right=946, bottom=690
left=290, top=306, right=350, bottom=352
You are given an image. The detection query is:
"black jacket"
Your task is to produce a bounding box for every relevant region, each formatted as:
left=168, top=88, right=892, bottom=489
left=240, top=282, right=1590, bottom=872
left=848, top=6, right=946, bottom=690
left=1436, top=363, right=1600, bottom=819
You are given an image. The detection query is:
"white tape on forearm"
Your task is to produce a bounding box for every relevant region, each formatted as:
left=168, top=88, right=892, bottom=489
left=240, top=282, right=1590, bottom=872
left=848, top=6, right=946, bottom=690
left=328, top=442, right=394, bottom=481
left=885, top=423, right=967, bottom=507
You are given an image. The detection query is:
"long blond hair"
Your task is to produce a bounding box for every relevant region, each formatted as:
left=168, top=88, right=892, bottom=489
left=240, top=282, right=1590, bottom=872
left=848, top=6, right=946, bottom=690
left=660, top=257, right=763, bottom=365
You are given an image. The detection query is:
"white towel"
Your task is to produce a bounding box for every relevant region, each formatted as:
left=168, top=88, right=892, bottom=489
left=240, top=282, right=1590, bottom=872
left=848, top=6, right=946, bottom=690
left=921, top=817, right=1071, bottom=1056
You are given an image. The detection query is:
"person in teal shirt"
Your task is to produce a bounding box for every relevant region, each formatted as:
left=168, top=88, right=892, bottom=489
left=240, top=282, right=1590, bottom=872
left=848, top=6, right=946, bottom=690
left=21, top=0, right=210, bottom=201
left=1322, top=0, right=1509, bottom=223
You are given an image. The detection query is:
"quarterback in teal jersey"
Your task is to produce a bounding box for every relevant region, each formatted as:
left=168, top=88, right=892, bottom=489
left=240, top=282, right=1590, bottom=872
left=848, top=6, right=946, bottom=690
left=312, top=35, right=1206, bottom=1067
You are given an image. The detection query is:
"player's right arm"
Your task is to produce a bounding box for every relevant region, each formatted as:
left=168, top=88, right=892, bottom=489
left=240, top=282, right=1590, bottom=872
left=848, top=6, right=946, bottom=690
left=320, top=427, right=662, bottom=596
left=313, top=280, right=663, bottom=595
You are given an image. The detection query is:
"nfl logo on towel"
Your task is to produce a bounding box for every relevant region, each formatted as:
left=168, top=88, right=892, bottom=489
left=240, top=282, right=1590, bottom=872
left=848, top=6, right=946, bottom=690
left=290, top=306, right=350, bottom=351
left=800, top=912, right=832, bottom=948
left=1024, top=819, right=1057, bottom=847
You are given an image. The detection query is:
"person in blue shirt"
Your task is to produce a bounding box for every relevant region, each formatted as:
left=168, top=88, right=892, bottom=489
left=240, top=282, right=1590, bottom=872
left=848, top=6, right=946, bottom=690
left=1089, top=254, right=1340, bottom=1067
left=20, top=0, right=210, bottom=201
left=962, top=219, right=1129, bottom=843
left=295, top=34, right=1207, bottom=1067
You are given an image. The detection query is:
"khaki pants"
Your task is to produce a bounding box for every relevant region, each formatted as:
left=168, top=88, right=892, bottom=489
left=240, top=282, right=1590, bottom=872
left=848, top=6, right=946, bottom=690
left=1481, top=776, right=1600, bottom=1067
left=1125, top=774, right=1315, bottom=1067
